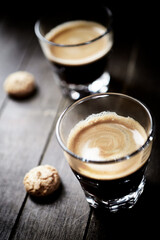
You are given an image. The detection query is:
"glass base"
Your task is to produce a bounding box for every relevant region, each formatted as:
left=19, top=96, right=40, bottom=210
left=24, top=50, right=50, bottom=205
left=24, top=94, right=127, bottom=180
left=85, top=176, right=146, bottom=213
left=61, top=72, right=110, bottom=100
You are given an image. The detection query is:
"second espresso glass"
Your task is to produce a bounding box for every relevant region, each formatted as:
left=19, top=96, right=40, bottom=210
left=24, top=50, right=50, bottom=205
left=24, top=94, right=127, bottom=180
left=35, top=7, right=113, bottom=100
left=56, top=93, right=154, bottom=212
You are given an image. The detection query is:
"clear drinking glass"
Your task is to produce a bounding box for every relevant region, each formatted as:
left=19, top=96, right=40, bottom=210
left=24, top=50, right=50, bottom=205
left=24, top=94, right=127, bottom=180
left=56, top=93, right=154, bottom=212
left=34, top=7, right=113, bottom=100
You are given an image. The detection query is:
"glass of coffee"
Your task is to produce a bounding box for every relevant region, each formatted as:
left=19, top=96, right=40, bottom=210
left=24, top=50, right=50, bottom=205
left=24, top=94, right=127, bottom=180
left=34, top=6, right=113, bottom=100
left=56, top=93, right=154, bottom=212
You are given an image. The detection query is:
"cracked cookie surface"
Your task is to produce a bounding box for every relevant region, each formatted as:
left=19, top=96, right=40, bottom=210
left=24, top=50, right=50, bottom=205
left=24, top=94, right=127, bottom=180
left=23, top=165, right=60, bottom=196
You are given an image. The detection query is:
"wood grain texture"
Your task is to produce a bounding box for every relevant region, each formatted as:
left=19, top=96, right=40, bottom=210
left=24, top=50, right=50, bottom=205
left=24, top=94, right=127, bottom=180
left=0, top=5, right=160, bottom=239
left=0, top=19, right=63, bottom=240
left=9, top=37, right=142, bottom=240
left=11, top=132, right=90, bottom=240
left=0, top=19, right=34, bottom=108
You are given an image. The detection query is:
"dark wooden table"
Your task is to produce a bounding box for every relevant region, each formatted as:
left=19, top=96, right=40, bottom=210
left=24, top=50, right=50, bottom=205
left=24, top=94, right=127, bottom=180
left=0, top=4, right=160, bottom=239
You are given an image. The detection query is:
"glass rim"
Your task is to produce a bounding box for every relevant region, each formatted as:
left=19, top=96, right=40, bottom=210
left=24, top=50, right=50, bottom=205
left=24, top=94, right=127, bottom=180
left=56, top=93, right=154, bottom=164
left=34, top=7, right=112, bottom=48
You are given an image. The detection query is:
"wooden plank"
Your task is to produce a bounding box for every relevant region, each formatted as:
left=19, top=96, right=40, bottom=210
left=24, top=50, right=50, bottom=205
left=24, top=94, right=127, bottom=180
left=0, top=101, right=55, bottom=240
left=0, top=18, right=34, bottom=108
left=0, top=29, right=63, bottom=240
left=85, top=20, right=160, bottom=239
left=11, top=131, right=90, bottom=240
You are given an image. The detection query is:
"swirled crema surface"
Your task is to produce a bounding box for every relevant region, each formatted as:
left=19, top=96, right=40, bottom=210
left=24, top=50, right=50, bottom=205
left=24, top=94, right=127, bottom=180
left=67, top=112, right=149, bottom=180
left=43, top=20, right=113, bottom=66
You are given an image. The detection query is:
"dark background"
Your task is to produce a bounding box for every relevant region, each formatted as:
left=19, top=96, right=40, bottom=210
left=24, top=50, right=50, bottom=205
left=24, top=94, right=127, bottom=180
left=1, top=0, right=159, bottom=60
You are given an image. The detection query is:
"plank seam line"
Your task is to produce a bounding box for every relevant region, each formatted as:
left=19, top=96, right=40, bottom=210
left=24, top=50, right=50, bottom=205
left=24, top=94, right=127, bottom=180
left=83, top=208, right=93, bottom=240
left=8, top=194, right=28, bottom=240
left=0, top=96, right=7, bottom=118
left=16, top=35, right=37, bottom=71
left=38, top=96, right=66, bottom=166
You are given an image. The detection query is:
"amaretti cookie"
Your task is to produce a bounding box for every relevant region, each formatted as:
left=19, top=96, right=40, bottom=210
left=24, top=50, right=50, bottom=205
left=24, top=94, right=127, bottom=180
left=4, top=71, right=35, bottom=97
left=23, top=165, right=60, bottom=197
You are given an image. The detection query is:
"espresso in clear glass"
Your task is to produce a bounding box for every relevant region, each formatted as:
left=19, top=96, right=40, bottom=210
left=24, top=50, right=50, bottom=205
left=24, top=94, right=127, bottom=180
left=67, top=111, right=149, bottom=209
left=35, top=7, right=113, bottom=100
left=56, top=93, right=154, bottom=212
left=43, top=20, right=113, bottom=85
left=72, top=163, right=147, bottom=206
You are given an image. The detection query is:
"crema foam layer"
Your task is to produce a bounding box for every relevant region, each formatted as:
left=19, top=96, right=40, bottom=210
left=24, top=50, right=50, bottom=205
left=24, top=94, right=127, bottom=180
left=67, top=112, right=150, bottom=180
left=44, top=20, right=113, bottom=65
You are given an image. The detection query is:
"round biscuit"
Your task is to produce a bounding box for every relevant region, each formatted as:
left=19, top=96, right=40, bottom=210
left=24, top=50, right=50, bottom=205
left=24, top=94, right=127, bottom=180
left=23, top=165, right=60, bottom=197
left=4, top=71, right=35, bottom=97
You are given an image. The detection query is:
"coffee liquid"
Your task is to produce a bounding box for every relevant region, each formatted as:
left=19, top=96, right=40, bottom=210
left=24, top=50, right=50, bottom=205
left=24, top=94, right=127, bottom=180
left=67, top=112, right=149, bottom=201
left=43, top=21, right=113, bottom=84
left=72, top=163, right=147, bottom=201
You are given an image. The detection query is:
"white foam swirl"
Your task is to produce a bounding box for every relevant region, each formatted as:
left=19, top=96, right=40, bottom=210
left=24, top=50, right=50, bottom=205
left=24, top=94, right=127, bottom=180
left=67, top=112, right=149, bottom=179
